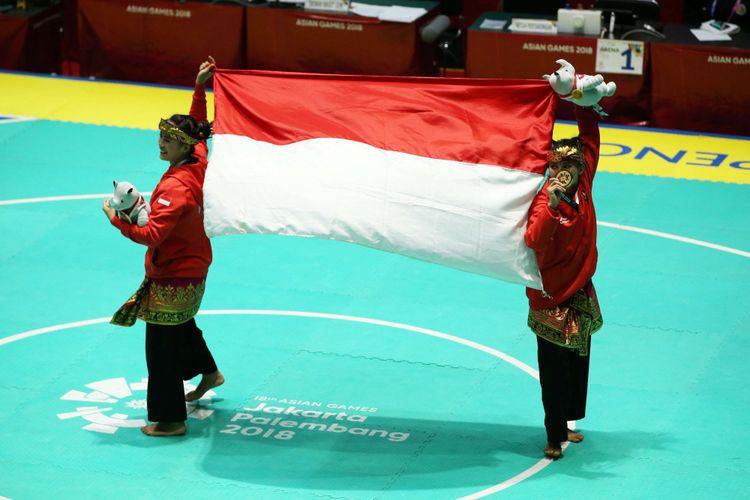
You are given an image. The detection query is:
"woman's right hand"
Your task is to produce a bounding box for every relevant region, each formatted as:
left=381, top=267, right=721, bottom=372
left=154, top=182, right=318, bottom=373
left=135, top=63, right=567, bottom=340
left=546, top=177, right=564, bottom=210
left=196, top=55, right=216, bottom=86
left=102, top=199, right=116, bottom=221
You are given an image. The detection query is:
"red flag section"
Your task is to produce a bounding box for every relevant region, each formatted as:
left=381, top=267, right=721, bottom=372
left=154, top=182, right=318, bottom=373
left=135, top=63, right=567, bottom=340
left=214, top=69, right=557, bottom=174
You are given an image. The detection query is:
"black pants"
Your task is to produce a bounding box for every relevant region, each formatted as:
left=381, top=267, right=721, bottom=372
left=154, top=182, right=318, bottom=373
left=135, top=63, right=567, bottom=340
left=145, top=318, right=218, bottom=423
left=536, top=335, right=591, bottom=444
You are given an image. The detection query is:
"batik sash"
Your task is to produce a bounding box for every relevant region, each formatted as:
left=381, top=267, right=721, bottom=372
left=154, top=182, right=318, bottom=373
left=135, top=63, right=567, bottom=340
left=111, top=277, right=205, bottom=326
left=528, top=281, right=603, bottom=356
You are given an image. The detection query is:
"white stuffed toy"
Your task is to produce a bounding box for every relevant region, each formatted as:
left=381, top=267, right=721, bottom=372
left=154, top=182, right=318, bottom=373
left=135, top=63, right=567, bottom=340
left=544, top=59, right=616, bottom=116
left=109, top=180, right=150, bottom=227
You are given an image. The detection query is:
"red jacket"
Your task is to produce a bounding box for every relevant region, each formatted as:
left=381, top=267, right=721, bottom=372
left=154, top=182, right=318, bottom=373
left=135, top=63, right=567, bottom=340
left=111, top=85, right=212, bottom=279
left=524, top=106, right=600, bottom=309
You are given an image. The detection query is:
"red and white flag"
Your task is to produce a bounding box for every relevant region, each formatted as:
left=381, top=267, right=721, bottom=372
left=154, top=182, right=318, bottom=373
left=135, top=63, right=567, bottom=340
left=204, top=70, right=556, bottom=288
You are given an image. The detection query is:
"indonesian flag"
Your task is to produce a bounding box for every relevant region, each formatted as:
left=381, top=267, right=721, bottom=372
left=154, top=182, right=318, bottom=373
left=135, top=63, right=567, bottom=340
left=204, top=70, right=557, bottom=289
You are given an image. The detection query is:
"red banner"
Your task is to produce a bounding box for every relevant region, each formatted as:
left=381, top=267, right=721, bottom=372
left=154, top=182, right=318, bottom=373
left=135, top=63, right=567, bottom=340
left=245, top=6, right=436, bottom=76
left=651, top=43, right=750, bottom=136
left=77, top=0, right=245, bottom=86
left=0, top=5, right=62, bottom=72
left=0, top=14, right=27, bottom=70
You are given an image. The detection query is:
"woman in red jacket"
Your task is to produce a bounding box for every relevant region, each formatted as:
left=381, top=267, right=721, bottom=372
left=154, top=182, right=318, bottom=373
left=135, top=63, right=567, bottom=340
left=102, top=57, right=224, bottom=437
left=524, top=106, right=604, bottom=459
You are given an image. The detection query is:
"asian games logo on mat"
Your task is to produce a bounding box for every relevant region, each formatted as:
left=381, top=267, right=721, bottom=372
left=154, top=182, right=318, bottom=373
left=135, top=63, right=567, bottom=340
left=56, top=376, right=218, bottom=434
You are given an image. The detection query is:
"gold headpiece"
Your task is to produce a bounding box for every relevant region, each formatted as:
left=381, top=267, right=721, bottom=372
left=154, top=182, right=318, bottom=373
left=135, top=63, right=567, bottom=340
left=548, top=144, right=585, bottom=165
left=159, top=118, right=199, bottom=145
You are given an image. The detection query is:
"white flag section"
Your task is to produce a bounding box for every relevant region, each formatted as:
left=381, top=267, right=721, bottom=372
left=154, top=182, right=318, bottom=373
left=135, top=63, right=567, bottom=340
left=204, top=70, right=558, bottom=289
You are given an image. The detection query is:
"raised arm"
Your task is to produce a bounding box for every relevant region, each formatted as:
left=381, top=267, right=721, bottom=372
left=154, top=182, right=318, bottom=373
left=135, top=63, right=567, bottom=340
left=189, top=56, right=215, bottom=123
left=575, top=105, right=600, bottom=176
left=544, top=59, right=607, bottom=178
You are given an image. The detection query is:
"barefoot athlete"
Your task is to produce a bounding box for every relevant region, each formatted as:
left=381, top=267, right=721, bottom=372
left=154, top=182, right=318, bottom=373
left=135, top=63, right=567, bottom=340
left=103, top=57, right=224, bottom=437
left=524, top=105, right=604, bottom=459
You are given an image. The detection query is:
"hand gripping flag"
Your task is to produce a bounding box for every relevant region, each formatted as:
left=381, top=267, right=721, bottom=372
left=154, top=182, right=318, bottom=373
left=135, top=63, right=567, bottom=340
left=204, top=70, right=557, bottom=289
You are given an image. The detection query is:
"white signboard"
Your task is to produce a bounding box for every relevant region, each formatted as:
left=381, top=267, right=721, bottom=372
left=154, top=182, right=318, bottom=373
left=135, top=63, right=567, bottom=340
left=595, top=39, right=645, bottom=75
left=509, top=18, right=557, bottom=34
left=305, top=0, right=350, bottom=13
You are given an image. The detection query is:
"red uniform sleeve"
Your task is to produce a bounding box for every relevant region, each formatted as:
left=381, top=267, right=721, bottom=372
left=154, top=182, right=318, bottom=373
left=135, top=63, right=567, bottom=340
left=190, top=84, right=207, bottom=123
left=110, top=178, right=188, bottom=247
left=189, top=84, right=208, bottom=164
left=575, top=106, right=600, bottom=177
left=524, top=192, right=562, bottom=251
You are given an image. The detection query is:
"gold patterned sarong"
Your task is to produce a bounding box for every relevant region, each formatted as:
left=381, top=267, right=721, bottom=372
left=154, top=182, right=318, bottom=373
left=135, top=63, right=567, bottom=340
left=111, top=277, right=205, bottom=327
left=528, top=281, right=603, bottom=356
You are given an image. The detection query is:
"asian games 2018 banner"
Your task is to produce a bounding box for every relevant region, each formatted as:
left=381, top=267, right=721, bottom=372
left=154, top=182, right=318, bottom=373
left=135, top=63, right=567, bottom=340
left=203, top=69, right=557, bottom=289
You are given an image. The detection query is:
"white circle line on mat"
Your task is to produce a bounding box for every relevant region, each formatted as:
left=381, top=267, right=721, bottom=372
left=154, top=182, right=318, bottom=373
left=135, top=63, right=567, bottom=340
left=597, top=221, right=750, bottom=258
left=0, top=193, right=152, bottom=206
left=0, top=309, right=563, bottom=497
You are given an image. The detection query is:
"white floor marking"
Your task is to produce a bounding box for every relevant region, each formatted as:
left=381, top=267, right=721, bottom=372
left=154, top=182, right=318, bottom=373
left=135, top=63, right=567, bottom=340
left=598, top=221, right=750, bottom=258
left=0, top=116, right=36, bottom=124
left=0, top=193, right=151, bottom=206
left=0, top=318, right=109, bottom=346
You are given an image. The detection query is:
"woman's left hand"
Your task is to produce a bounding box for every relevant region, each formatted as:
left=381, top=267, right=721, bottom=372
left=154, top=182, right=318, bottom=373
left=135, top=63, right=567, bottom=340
left=102, top=199, right=116, bottom=221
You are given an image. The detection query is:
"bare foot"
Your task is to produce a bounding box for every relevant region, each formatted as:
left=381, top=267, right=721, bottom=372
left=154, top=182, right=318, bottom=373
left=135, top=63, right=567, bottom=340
left=141, top=422, right=186, bottom=437
left=544, top=442, right=562, bottom=459
left=185, top=370, right=225, bottom=402
left=567, top=429, right=584, bottom=443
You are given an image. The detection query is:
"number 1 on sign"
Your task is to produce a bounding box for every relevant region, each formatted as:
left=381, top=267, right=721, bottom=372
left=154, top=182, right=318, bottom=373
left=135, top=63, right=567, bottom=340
left=621, top=47, right=635, bottom=71
left=595, top=39, right=645, bottom=75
